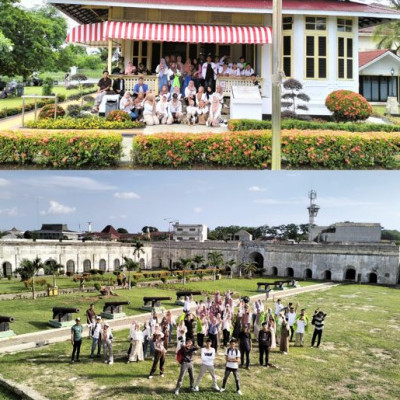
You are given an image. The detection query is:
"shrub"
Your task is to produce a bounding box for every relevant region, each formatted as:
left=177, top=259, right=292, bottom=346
left=281, top=78, right=310, bottom=118
left=94, top=282, right=101, bottom=291
left=83, top=95, right=95, bottom=103
left=0, top=131, right=123, bottom=167
left=38, top=104, right=65, bottom=120
left=42, top=77, right=54, bottom=96
left=66, top=85, right=79, bottom=90
left=66, top=271, right=73, bottom=277
left=82, top=83, right=95, bottom=88
left=325, top=90, right=373, bottom=122
left=67, top=104, right=82, bottom=118
left=106, top=110, right=132, bottom=122
left=132, top=130, right=400, bottom=169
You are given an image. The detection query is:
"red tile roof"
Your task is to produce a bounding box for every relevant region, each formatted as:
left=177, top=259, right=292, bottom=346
left=359, top=49, right=391, bottom=68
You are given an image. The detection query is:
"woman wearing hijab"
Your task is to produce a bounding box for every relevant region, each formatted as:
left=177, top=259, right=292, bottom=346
left=207, top=96, right=222, bottom=127
left=143, top=93, right=159, bottom=126
left=156, top=58, right=169, bottom=93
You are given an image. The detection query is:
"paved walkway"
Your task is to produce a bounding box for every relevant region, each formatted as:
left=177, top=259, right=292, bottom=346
left=0, top=282, right=337, bottom=354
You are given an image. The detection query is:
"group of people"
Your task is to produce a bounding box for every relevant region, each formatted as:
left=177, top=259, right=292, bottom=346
left=70, top=293, right=327, bottom=395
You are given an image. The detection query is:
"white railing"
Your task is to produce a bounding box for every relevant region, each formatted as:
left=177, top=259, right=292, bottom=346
left=217, top=76, right=264, bottom=97
left=21, top=95, right=59, bottom=127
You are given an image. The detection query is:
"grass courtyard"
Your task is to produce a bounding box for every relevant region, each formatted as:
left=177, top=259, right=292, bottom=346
left=0, top=284, right=399, bottom=400
left=0, top=278, right=316, bottom=335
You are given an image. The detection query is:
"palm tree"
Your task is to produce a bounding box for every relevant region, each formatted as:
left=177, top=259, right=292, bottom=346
left=226, top=259, right=236, bottom=278
left=237, top=262, right=246, bottom=278
left=243, top=262, right=258, bottom=279
left=373, top=20, right=400, bottom=54
left=45, top=259, right=63, bottom=288
left=132, top=240, right=145, bottom=264
left=207, top=251, right=224, bottom=268
left=193, top=255, right=205, bottom=270
left=17, top=257, right=44, bottom=299
left=179, top=258, right=193, bottom=284
left=121, top=257, right=141, bottom=290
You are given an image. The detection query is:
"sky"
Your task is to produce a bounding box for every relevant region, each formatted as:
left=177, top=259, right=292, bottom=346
left=0, top=171, right=399, bottom=233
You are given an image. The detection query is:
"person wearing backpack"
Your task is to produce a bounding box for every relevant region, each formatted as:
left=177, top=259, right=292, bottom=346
left=174, top=338, right=199, bottom=395
left=193, top=338, right=220, bottom=392
left=220, top=338, right=242, bottom=395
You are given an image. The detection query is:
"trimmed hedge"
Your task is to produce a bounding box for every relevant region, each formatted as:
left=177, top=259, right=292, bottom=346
left=326, top=90, right=372, bottom=122
left=26, top=116, right=145, bottom=130
left=228, top=118, right=400, bottom=133
left=132, top=130, right=400, bottom=169
left=0, top=131, right=123, bottom=167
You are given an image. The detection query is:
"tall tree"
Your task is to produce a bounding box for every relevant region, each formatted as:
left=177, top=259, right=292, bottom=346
left=242, top=262, right=258, bottom=279
left=16, top=257, right=44, bottom=299
left=192, top=255, right=205, bottom=270
left=132, top=240, right=145, bottom=260
left=207, top=251, right=224, bottom=268
left=120, top=257, right=140, bottom=290
left=45, top=259, right=63, bottom=288
left=373, top=1, right=400, bottom=54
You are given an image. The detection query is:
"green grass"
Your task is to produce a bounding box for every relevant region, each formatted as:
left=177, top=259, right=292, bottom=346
left=0, top=278, right=316, bottom=335
left=0, top=386, right=20, bottom=400
left=42, top=69, right=103, bottom=80
left=0, top=284, right=399, bottom=400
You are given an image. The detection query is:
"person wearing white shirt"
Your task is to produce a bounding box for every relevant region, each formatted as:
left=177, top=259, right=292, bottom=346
left=168, top=93, right=183, bottom=124
left=207, top=96, right=222, bottom=127
left=90, top=316, right=103, bottom=358
left=220, top=339, right=242, bottom=395
left=184, top=80, right=197, bottom=103
left=275, top=299, right=284, bottom=316
left=295, top=316, right=307, bottom=347
left=287, top=306, right=297, bottom=342
left=193, top=338, right=220, bottom=392
left=230, top=63, right=241, bottom=77
left=143, top=93, right=159, bottom=126
left=241, top=64, right=255, bottom=77
left=185, top=98, right=197, bottom=125
left=218, top=64, right=231, bottom=76
left=156, top=94, right=170, bottom=124
left=128, top=322, right=144, bottom=362
left=202, top=55, right=218, bottom=91
left=101, top=323, right=114, bottom=364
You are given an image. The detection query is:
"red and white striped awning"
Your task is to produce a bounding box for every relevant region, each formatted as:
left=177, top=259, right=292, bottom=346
left=67, top=21, right=272, bottom=45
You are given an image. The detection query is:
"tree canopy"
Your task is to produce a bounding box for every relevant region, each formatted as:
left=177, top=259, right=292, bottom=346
left=0, top=1, right=67, bottom=79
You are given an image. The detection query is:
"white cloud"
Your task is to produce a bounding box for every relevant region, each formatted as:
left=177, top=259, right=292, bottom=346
left=28, top=176, right=116, bottom=191
left=193, top=207, right=203, bottom=214
left=0, top=207, right=18, bottom=217
left=40, top=201, right=76, bottom=216
left=114, top=192, right=141, bottom=200
left=249, top=186, right=266, bottom=192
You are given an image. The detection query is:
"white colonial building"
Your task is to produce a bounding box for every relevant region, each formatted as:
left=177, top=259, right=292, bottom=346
left=48, top=0, right=400, bottom=115
left=172, top=224, right=208, bottom=242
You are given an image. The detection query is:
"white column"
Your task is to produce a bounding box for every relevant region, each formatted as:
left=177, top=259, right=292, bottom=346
left=108, top=39, right=113, bottom=72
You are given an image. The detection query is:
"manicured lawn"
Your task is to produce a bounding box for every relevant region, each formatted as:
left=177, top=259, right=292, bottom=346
left=0, top=86, right=90, bottom=110
left=0, top=278, right=317, bottom=335
left=0, top=284, right=399, bottom=400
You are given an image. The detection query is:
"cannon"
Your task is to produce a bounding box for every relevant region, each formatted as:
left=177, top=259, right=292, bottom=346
left=0, top=315, right=15, bottom=338
left=175, top=291, right=202, bottom=306
left=49, top=307, right=80, bottom=328
left=142, top=296, right=171, bottom=312
left=100, top=301, right=130, bottom=319
left=273, top=279, right=299, bottom=290
left=256, top=282, right=271, bottom=292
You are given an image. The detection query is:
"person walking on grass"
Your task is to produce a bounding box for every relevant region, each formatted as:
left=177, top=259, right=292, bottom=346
left=71, top=317, right=83, bottom=363
left=90, top=316, right=103, bottom=358
left=311, top=309, right=327, bottom=348
left=220, top=339, right=242, bottom=395
left=238, top=325, right=252, bottom=369
left=174, top=338, right=199, bottom=395
left=149, top=325, right=166, bottom=379
left=258, top=321, right=272, bottom=367
left=193, top=338, right=220, bottom=392
left=86, top=304, right=96, bottom=338
left=102, top=323, right=114, bottom=365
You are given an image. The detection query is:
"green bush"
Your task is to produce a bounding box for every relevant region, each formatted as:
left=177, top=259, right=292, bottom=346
left=132, top=130, right=400, bottom=169
left=0, top=131, right=123, bottom=167
left=42, top=77, right=54, bottom=96
left=325, top=90, right=373, bottom=122
left=38, top=104, right=66, bottom=120
left=228, top=118, right=400, bottom=133
left=26, top=116, right=145, bottom=129
left=94, top=282, right=101, bottom=291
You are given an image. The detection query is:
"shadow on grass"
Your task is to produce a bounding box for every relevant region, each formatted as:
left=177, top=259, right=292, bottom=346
left=28, top=320, right=51, bottom=330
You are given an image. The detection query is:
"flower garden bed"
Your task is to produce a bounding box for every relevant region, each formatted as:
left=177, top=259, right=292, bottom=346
left=26, top=116, right=145, bottom=130
left=132, top=130, right=400, bottom=169
left=228, top=118, right=400, bottom=133
left=0, top=131, right=123, bottom=168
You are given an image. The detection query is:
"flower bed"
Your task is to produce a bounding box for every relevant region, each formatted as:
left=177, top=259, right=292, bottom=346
left=132, top=130, right=400, bottom=169
left=26, top=116, right=145, bottom=130
left=228, top=118, right=400, bottom=133
left=0, top=131, right=123, bottom=168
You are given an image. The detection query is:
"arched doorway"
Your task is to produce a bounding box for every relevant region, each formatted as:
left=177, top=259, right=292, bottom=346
left=66, top=260, right=75, bottom=274
left=99, top=259, right=106, bottom=271
left=304, top=269, right=312, bottom=279
left=2, top=262, right=12, bottom=277
left=345, top=268, right=356, bottom=281
left=324, top=270, right=331, bottom=280
left=286, top=267, right=294, bottom=277
left=271, top=266, right=278, bottom=276
left=249, top=252, right=264, bottom=275
left=369, top=272, right=378, bottom=284
left=83, top=259, right=91, bottom=272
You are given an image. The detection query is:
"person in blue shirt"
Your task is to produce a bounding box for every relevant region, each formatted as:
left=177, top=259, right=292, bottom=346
left=133, top=77, right=149, bottom=95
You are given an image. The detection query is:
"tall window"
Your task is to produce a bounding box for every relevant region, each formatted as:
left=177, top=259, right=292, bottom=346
left=283, top=17, right=293, bottom=78
left=337, top=18, right=354, bottom=80
left=305, top=17, right=327, bottom=79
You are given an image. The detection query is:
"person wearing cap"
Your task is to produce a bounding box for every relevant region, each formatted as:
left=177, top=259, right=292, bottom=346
left=71, top=317, right=83, bottom=363
left=90, top=316, right=103, bottom=358
left=102, top=323, right=114, bottom=365
left=220, top=339, right=242, bottom=395
left=258, top=321, right=272, bottom=366
left=193, top=338, right=220, bottom=392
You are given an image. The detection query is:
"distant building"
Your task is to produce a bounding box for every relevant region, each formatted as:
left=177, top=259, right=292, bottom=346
left=234, top=230, right=253, bottom=241
left=0, top=227, right=23, bottom=240
left=35, top=224, right=80, bottom=240
left=312, top=222, right=382, bottom=243
left=173, top=224, right=208, bottom=242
